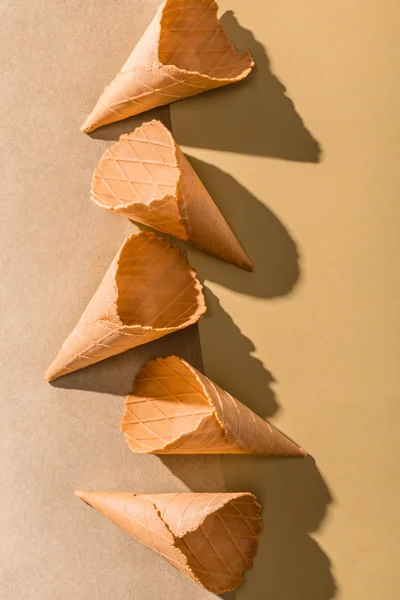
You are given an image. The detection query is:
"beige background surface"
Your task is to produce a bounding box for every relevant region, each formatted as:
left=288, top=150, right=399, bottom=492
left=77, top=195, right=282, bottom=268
left=1, top=1, right=400, bottom=599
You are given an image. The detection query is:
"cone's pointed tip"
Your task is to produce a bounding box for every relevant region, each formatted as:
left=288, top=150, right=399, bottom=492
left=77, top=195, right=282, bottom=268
left=44, top=362, right=61, bottom=383
left=288, top=445, right=307, bottom=458
left=231, top=253, right=253, bottom=271
left=74, top=490, right=85, bottom=500
left=44, top=368, right=56, bottom=383
left=80, top=117, right=96, bottom=134
left=244, top=260, right=254, bottom=272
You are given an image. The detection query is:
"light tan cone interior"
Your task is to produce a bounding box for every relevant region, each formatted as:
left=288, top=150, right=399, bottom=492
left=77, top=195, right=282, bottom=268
left=91, top=120, right=253, bottom=270
left=81, top=0, right=254, bottom=133
left=75, top=490, right=262, bottom=594
left=120, top=356, right=306, bottom=456
left=45, top=233, right=205, bottom=382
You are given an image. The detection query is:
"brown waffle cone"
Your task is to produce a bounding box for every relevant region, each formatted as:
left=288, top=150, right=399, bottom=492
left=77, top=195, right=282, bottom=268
left=91, top=120, right=253, bottom=270
left=75, top=490, right=262, bottom=594
left=81, top=0, right=254, bottom=133
left=45, top=233, right=205, bottom=382
left=120, top=356, right=306, bottom=456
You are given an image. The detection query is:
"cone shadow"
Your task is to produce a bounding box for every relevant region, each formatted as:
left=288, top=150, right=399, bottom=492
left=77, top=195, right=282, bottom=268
left=84, top=12, right=321, bottom=162
left=87, top=104, right=172, bottom=142
left=220, top=592, right=236, bottom=600
left=199, top=287, right=279, bottom=419
left=223, top=455, right=336, bottom=600
left=200, top=289, right=336, bottom=598
left=49, top=325, right=203, bottom=396
left=158, top=454, right=226, bottom=494
left=172, top=11, right=322, bottom=162
left=159, top=288, right=336, bottom=599
left=159, top=286, right=281, bottom=491
left=185, top=157, right=300, bottom=299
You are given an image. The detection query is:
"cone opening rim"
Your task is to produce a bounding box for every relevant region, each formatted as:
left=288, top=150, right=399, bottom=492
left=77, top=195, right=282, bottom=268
left=174, top=492, right=262, bottom=593
left=121, top=355, right=236, bottom=454
left=114, top=232, right=206, bottom=331
left=121, top=357, right=215, bottom=452
left=91, top=120, right=186, bottom=224
left=155, top=0, right=254, bottom=83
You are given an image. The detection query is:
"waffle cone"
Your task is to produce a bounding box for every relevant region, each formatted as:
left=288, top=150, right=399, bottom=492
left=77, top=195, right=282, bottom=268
left=91, top=120, right=252, bottom=270
left=75, top=490, right=262, bottom=594
left=81, top=0, right=254, bottom=133
left=120, top=356, right=305, bottom=456
left=45, top=233, right=205, bottom=382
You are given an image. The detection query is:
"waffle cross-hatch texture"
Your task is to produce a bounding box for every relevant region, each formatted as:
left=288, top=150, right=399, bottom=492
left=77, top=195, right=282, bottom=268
left=120, top=356, right=305, bottom=455
left=92, top=120, right=252, bottom=269
left=81, top=0, right=254, bottom=133
left=75, top=490, right=262, bottom=594
left=45, top=233, right=205, bottom=382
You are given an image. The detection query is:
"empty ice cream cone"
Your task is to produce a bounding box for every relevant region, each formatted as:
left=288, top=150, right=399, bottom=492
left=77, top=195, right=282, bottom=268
left=91, top=120, right=252, bottom=270
left=45, top=233, right=205, bottom=382
left=75, top=490, right=262, bottom=594
left=81, top=0, right=254, bottom=133
left=120, top=356, right=306, bottom=456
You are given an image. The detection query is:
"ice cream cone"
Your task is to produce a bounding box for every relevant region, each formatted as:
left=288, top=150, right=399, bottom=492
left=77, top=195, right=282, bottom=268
left=91, top=120, right=252, bottom=270
left=75, top=490, right=262, bottom=594
left=81, top=0, right=254, bottom=133
left=45, top=233, right=205, bottom=382
left=120, top=356, right=306, bottom=456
